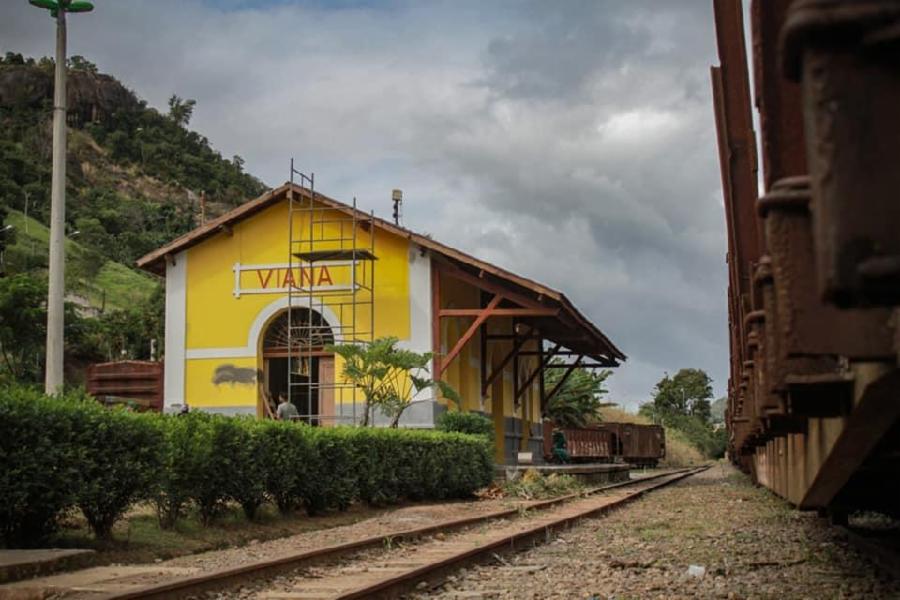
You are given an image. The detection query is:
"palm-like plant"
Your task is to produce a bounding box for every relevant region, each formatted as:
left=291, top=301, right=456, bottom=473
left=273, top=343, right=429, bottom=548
left=543, top=361, right=614, bottom=428
left=328, top=337, right=460, bottom=427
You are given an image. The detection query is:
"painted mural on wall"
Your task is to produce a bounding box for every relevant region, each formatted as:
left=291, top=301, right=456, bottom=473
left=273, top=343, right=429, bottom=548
left=212, top=364, right=259, bottom=386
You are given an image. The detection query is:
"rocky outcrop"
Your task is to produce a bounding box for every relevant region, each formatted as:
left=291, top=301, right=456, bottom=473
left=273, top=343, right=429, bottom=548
left=0, top=65, right=140, bottom=124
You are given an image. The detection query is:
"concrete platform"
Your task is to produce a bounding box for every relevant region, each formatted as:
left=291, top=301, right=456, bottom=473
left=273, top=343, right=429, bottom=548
left=0, top=549, right=95, bottom=585
left=496, top=462, right=631, bottom=485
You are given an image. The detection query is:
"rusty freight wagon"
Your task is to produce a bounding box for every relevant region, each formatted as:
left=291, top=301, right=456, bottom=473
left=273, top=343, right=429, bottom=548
left=712, top=0, right=900, bottom=518
left=543, top=422, right=666, bottom=466
left=85, top=360, right=164, bottom=411
left=596, top=422, right=665, bottom=467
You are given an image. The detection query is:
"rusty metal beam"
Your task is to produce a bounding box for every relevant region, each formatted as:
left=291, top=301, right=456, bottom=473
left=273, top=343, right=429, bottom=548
left=439, top=294, right=502, bottom=375
left=800, top=369, right=900, bottom=509
left=750, top=0, right=807, bottom=189
left=713, top=0, right=762, bottom=264
left=515, top=343, right=560, bottom=404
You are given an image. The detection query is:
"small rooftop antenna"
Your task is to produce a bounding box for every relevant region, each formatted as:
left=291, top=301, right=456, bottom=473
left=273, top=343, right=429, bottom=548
left=392, top=189, right=403, bottom=226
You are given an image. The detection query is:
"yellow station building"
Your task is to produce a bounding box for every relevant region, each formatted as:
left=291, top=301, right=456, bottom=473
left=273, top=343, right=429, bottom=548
left=138, top=183, right=624, bottom=463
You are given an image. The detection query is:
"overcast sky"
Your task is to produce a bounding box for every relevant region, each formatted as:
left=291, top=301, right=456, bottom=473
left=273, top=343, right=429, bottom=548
left=3, top=0, right=729, bottom=410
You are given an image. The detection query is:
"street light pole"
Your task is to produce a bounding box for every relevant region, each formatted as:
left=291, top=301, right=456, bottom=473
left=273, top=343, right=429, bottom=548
left=29, top=0, right=93, bottom=394
left=44, top=5, right=67, bottom=394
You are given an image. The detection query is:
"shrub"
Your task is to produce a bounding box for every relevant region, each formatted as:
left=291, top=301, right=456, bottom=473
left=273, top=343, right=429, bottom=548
left=224, top=418, right=269, bottom=521
left=344, top=428, right=494, bottom=505
left=0, top=386, right=82, bottom=546
left=74, top=400, right=164, bottom=539
left=187, top=414, right=246, bottom=525
left=256, top=420, right=313, bottom=514
left=436, top=411, right=494, bottom=440
left=304, top=427, right=357, bottom=515
left=0, top=387, right=496, bottom=541
left=153, top=413, right=211, bottom=528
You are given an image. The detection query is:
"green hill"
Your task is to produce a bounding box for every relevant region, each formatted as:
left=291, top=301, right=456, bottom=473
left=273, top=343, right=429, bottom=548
left=0, top=51, right=268, bottom=383
left=4, top=209, right=157, bottom=311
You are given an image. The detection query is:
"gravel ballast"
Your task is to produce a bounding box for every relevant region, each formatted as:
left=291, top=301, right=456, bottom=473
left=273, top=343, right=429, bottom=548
left=414, top=463, right=900, bottom=599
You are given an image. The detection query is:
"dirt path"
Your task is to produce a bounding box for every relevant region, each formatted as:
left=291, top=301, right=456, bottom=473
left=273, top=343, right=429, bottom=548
left=413, top=463, right=900, bottom=599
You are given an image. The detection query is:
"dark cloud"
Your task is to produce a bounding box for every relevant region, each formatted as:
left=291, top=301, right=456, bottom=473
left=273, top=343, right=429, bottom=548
left=0, top=1, right=728, bottom=408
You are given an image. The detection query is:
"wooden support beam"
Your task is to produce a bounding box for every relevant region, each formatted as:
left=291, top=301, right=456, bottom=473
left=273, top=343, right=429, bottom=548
left=431, top=266, right=442, bottom=379
left=433, top=258, right=547, bottom=310
left=513, top=323, right=520, bottom=406
left=515, top=343, right=560, bottom=403
left=439, top=308, right=558, bottom=318
left=544, top=356, right=583, bottom=404
left=482, top=335, right=529, bottom=395
left=479, top=319, right=488, bottom=396
left=538, top=341, right=546, bottom=414
left=439, top=294, right=503, bottom=375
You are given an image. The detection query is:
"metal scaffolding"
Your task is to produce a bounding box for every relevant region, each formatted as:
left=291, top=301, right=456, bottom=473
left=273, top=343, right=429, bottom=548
left=286, top=160, right=376, bottom=425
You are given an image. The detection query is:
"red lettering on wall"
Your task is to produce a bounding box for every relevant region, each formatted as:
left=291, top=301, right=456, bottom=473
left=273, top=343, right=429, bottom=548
left=317, top=266, right=334, bottom=286
left=243, top=265, right=340, bottom=291
left=256, top=269, right=274, bottom=288
left=301, top=266, right=314, bottom=287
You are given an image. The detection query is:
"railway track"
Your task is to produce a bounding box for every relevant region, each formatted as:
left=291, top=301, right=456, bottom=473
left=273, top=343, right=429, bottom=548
left=93, top=466, right=707, bottom=600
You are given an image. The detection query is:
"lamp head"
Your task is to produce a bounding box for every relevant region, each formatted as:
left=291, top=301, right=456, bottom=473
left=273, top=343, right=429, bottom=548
left=28, top=0, right=94, bottom=16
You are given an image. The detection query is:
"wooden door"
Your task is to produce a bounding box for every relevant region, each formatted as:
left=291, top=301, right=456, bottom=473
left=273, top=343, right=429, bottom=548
left=318, top=356, right=335, bottom=426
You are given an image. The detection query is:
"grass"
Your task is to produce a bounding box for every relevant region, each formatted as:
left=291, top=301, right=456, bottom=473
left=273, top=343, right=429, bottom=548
left=3, top=209, right=158, bottom=311
left=635, top=520, right=674, bottom=542
left=94, top=261, right=158, bottom=309
left=502, top=469, right=584, bottom=500
left=598, top=406, right=706, bottom=467
left=48, top=501, right=394, bottom=568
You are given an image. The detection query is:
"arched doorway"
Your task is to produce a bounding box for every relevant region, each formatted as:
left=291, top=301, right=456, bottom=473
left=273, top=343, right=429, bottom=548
left=261, top=308, right=335, bottom=424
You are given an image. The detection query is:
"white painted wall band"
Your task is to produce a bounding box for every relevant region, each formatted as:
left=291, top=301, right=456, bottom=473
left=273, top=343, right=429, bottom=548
left=164, top=251, right=187, bottom=410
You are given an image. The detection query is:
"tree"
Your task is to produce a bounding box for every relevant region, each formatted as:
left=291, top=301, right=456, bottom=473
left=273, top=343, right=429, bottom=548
left=67, top=55, right=97, bottom=73
left=0, top=274, right=46, bottom=382
left=2, top=52, right=25, bottom=65
left=328, top=337, right=459, bottom=427
left=644, top=368, right=713, bottom=423
left=0, top=204, right=15, bottom=274
left=167, top=95, right=196, bottom=128
left=543, top=361, right=614, bottom=427
left=710, top=396, right=727, bottom=424
left=638, top=368, right=726, bottom=459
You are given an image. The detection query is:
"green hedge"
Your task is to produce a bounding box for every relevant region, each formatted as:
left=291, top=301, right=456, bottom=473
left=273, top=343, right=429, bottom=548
left=0, top=387, right=493, bottom=546
left=436, top=410, right=494, bottom=440
left=0, top=387, right=86, bottom=545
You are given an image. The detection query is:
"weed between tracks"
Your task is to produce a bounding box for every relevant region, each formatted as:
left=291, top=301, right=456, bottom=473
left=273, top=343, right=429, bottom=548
left=502, top=470, right=585, bottom=500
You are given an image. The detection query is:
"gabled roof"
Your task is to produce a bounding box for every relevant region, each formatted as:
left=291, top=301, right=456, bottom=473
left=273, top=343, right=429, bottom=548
left=136, top=183, right=626, bottom=363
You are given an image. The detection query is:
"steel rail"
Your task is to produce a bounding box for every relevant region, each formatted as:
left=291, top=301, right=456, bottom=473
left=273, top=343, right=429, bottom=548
left=105, top=466, right=707, bottom=600
left=336, top=466, right=708, bottom=599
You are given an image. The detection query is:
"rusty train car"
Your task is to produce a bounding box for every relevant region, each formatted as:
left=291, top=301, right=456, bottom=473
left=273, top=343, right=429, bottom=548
left=543, top=422, right=666, bottom=467
left=85, top=360, right=164, bottom=411
left=712, top=0, right=900, bottom=518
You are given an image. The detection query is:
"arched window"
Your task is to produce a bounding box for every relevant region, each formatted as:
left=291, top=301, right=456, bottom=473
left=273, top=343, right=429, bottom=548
left=262, top=308, right=334, bottom=357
